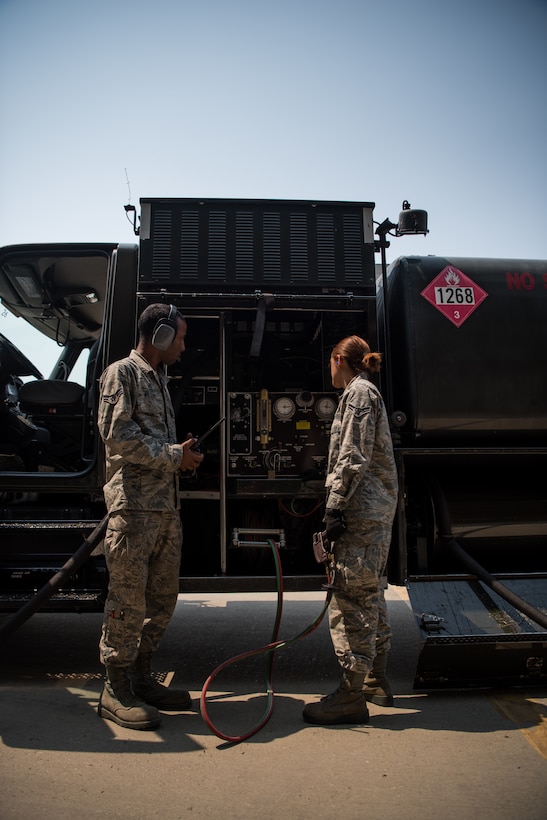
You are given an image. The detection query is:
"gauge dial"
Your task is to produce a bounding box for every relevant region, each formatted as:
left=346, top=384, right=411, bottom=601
left=273, top=396, right=296, bottom=419
left=315, top=396, right=337, bottom=420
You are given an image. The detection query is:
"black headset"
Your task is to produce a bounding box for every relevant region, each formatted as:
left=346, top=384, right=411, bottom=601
left=151, top=304, right=179, bottom=351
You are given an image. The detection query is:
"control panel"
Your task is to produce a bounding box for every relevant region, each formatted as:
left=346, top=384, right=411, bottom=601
left=228, top=390, right=338, bottom=478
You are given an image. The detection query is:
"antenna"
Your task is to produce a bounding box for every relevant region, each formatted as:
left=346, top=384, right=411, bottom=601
left=123, top=168, right=140, bottom=236
left=124, top=167, right=132, bottom=204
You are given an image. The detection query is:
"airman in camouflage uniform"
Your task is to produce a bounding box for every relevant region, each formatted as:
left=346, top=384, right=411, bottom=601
left=303, top=336, right=398, bottom=725
left=96, top=304, right=204, bottom=730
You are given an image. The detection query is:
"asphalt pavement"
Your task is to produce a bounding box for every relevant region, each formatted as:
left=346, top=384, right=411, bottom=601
left=1, top=586, right=546, bottom=820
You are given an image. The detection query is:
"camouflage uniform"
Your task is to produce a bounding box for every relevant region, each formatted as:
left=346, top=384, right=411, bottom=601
left=97, top=350, right=185, bottom=667
left=325, top=373, right=398, bottom=677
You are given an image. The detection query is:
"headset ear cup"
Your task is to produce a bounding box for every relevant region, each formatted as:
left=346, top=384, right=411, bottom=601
left=152, top=323, right=176, bottom=350
left=151, top=305, right=178, bottom=350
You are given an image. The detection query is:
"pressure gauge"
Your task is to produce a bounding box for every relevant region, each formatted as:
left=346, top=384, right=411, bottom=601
left=315, top=396, right=337, bottom=420
left=273, top=396, right=296, bottom=419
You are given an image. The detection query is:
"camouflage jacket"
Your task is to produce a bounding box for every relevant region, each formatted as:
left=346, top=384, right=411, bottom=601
left=325, top=374, right=398, bottom=522
left=97, top=350, right=184, bottom=512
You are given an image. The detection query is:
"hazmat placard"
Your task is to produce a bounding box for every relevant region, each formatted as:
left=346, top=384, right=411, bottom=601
left=421, top=265, right=488, bottom=327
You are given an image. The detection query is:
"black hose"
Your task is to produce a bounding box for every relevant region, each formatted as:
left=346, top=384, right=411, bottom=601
left=428, top=479, right=547, bottom=631
left=0, top=514, right=108, bottom=641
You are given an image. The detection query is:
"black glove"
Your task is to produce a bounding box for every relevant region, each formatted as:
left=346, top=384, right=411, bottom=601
left=324, top=509, right=346, bottom=542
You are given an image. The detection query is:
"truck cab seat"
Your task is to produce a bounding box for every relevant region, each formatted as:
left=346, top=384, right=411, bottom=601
left=17, top=380, right=86, bottom=471
left=18, top=380, right=85, bottom=415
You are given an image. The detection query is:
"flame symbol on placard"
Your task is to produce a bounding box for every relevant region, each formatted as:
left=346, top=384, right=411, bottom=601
left=445, top=267, right=461, bottom=286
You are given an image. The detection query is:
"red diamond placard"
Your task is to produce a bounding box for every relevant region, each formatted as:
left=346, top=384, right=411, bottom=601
left=421, top=265, right=488, bottom=328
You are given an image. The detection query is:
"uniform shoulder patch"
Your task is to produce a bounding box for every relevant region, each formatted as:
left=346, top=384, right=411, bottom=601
left=102, top=387, right=124, bottom=405
left=348, top=403, right=371, bottom=419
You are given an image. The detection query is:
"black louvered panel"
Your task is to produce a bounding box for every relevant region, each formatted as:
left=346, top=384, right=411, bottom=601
left=180, top=210, right=199, bottom=280
left=208, top=211, right=227, bottom=281
left=150, top=209, right=173, bottom=280
left=263, top=212, right=282, bottom=282
left=316, top=213, right=336, bottom=283
left=289, top=212, right=309, bottom=282
left=343, top=212, right=366, bottom=285
left=140, top=198, right=375, bottom=290
left=235, top=211, right=254, bottom=281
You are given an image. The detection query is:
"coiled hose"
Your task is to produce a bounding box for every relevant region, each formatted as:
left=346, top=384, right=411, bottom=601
left=200, top=538, right=332, bottom=743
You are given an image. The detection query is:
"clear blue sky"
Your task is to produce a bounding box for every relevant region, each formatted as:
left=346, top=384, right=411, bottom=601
left=1, top=0, right=546, bottom=374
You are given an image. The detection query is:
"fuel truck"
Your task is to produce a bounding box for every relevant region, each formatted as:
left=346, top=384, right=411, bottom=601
left=0, top=197, right=545, bottom=689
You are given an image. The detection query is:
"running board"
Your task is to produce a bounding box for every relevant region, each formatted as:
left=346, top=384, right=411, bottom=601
left=406, top=574, right=547, bottom=688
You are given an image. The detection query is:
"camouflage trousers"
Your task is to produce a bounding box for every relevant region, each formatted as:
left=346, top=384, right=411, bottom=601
left=99, top=510, right=182, bottom=667
left=328, top=519, right=392, bottom=676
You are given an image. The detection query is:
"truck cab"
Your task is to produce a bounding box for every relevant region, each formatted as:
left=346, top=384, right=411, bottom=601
left=0, top=199, right=378, bottom=603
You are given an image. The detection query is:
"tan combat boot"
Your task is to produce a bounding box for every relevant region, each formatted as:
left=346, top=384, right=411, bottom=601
left=302, top=671, right=369, bottom=725
left=129, top=652, right=192, bottom=710
left=363, top=653, right=393, bottom=707
left=98, top=664, right=161, bottom=730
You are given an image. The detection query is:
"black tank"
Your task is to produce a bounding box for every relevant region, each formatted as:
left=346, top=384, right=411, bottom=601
left=384, top=255, right=547, bottom=443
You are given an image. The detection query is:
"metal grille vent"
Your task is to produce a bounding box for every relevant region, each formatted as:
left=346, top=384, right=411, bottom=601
left=208, top=211, right=227, bottom=281
left=140, top=199, right=375, bottom=289
left=235, top=211, right=254, bottom=281
left=180, top=210, right=199, bottom=280
left=316, top=213, right=336, bottom=282
left=289, top=212, right=309, bottom=282
left=263, top=212, right=281, bottom=281
left=343, top=213, right=366, bottom=284
left=151, top=210, right=172, bottom=278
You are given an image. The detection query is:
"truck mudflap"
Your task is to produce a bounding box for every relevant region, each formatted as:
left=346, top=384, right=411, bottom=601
left=406, top=574, right=547, bottom=689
